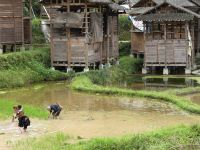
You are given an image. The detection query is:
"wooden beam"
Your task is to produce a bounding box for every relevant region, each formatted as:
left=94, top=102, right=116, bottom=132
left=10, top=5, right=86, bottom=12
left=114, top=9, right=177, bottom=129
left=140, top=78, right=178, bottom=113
left=185, top=22, right=189, bottom=69
left=50, top=0, right=54, bottom=67
left=21, top=0, right=24, bottom=50
left=164, top=23, right=167, bottom=68
left=85, top=1, right=89, bottom=68
left=29, top=0, right=32, bottom=45
left=107, top=16, right=110, bottom=63
left=191, top=21, right=195, bottom=67
left=67, top=0, right=71, bottom=68
left=143, top=22, right=146, bottom=68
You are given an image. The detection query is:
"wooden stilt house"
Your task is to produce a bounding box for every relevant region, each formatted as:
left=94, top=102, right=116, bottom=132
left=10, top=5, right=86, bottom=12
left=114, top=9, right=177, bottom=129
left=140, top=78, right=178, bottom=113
left=129, top=0, right=200, bottom=74
left=0, top=0, right=32, bottom=53
left=40, top=0, right=126, bottom=70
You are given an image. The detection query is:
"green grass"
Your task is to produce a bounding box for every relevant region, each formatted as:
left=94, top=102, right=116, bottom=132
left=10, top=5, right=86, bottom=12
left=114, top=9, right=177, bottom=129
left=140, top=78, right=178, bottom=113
left=83, top=56, right=142, bottom=85
left=13, top=132, right=69, bottom=150
left=13, top=125, right=200, bottom=150
left=0, top=99, right=48, bottom=120
left=0, top=46, right=70, bottom=89
left=71, top=76, right=200, bottom=114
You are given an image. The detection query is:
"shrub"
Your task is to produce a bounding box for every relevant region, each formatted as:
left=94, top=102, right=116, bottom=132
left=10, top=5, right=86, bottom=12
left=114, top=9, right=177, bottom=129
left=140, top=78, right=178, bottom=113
left=119, top=15, right=132, bottom=41
left=119, top=42, right=131, bottom=57
left=32, top=18, right=46, bottom=44
left=119, top=56, right=143, bottom=74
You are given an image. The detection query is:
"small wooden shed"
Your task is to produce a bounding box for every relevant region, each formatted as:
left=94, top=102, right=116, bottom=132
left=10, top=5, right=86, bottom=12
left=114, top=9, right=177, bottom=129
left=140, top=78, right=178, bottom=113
left=0, top=0, right=32, bottom=53
left=129, top=0, right=200, bottom=74
left=135, top=0, right=200, bottom=74
left=40, top=0, right=126, bottom=70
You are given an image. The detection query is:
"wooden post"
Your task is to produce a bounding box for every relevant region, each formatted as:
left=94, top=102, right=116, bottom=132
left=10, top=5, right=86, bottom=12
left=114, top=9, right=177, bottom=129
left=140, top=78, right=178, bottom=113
left=67, top=0, right=71, bottom=69
left=191, top=22, right=195, bottom=68
left=100, top=6, right=103, bottom=64
left=143, top=22, right=146, bottom=68
left=29, top=0, right=32, bottom=46
left=12, top=0, right=16, bottom=52
left=85, top=1, right=89, bottom=69
left=185, top=22, right=190, bottom=69
left=21, top=0, right=25, bottom=50
left=50, top=0, right=53, bottom=67
left=164, top=23, right=167, bottom=68
left=107, top=15, right=110, bottom=64
left=197, top=17, right=200, bottom=53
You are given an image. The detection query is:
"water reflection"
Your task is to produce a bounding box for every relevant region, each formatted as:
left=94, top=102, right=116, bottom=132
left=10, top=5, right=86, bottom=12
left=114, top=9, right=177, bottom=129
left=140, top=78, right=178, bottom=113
left=0, top=82, right=184, bottom=114
left=117, top=75, right=198, bottom=90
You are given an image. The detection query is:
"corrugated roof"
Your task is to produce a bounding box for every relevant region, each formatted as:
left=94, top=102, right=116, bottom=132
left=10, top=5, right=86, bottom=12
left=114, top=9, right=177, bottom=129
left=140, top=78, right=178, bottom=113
left=40, top=0, right=113, bottom=4
left=132, top=0, right=196, bottom=7
left=128, top=7, right=153, bottom=15
left=190, top=0, right=200, bottom=6
left=87, top=0, right=112, bottom=4
left=135, top=1, right=200, bottom=21
left=108, top=3, right=128, bottom=11
left=135, top=13, right=194, bottom=21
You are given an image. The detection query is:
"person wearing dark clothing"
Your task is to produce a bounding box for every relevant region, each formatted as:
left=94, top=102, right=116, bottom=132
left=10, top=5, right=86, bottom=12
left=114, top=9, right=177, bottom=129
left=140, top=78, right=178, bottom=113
left=18, top=111, right=30, bottom=132
left=47, top=103, right=63, bottom=119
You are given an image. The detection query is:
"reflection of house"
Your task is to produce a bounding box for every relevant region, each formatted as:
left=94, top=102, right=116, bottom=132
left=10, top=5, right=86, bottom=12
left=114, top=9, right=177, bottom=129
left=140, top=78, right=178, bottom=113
left=0, top=0, right=32, bottom=53
left=129, top=0, right=200, bottom=74
left=40, top=0, right=126, bottom=71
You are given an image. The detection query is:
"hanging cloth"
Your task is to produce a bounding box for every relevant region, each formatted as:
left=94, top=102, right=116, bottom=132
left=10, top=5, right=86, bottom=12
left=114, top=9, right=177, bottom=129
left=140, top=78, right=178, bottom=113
left=187, top=25, right=192, bottom=57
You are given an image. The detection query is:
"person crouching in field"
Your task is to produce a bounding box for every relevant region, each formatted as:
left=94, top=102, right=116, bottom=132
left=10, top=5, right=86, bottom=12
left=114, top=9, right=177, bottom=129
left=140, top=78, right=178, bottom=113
left=18, top=111, right=30, bottom=132
left=47, top=103, right=63, bottom=119
left=12, top=106, right=18, bottom=122
left=12, top=105, right=23, bottom=122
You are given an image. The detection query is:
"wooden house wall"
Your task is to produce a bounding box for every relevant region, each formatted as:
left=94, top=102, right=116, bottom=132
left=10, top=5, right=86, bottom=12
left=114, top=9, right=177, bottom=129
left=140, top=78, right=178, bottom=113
left=131, top=32, right=144, bottom=53
left=145, top=39, right=188, bottom=66
left=0, top=0, right=23, bottom=44
left=102, top=15, right=119, bottom=61
left=24, top=18, right=31, bottom=44
left=52, top=38, right=101, bottom=66
left=48, top=2, right=119, bottom=67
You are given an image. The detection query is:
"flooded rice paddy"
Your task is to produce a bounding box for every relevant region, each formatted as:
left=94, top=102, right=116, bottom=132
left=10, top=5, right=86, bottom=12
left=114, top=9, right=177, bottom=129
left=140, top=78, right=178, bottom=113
left=116, top=75, right=198, bottom=90
left=0, top=78, right=200, bottom=149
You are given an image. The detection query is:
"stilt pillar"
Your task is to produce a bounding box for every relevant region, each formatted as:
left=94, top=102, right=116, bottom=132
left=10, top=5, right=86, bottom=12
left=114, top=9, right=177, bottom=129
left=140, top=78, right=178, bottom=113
left=163, top=67, right=169, bottom=75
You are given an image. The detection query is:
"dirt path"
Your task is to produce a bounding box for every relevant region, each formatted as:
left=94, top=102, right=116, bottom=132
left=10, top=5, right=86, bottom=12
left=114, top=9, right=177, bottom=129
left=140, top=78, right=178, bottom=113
left=1, top=110, right=200, bottom=149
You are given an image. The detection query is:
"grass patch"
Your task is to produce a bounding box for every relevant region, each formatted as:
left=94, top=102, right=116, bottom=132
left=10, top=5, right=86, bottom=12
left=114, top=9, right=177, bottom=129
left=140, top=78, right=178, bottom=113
left=0, top=99, right=48, bottom=120
left=83, top=56, right=142, bottom=85
left=13, top=132, right=69, bottom=150
left=71, top=76, right=200, bottom=114
left=0, top=47, right=70, bottom=89
left=13, top=125, right=200, bottom=150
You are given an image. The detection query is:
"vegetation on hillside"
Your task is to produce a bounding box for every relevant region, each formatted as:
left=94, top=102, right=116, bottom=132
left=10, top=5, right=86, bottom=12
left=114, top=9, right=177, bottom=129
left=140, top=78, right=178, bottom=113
left=0, top=47, right=69, bottom=89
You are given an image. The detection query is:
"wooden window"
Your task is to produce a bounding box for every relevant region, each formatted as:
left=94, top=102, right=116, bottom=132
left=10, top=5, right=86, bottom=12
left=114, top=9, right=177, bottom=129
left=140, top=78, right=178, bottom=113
left=152, top=23, right=164, bottom=40
left=174, top=23, right=185, bottom=39
left=166, top=23, right=174, bottom=39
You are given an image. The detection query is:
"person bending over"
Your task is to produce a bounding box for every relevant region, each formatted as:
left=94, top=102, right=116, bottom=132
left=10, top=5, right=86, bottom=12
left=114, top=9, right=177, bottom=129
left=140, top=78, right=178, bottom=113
left=47, top=103, right=63, bottom=119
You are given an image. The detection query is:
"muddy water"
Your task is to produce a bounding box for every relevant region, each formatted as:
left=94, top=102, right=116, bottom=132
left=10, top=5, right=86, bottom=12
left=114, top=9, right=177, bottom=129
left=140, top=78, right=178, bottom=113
left=186, top=93, right=200, bottom=105
left=1, top=82, right=200, bottom=148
